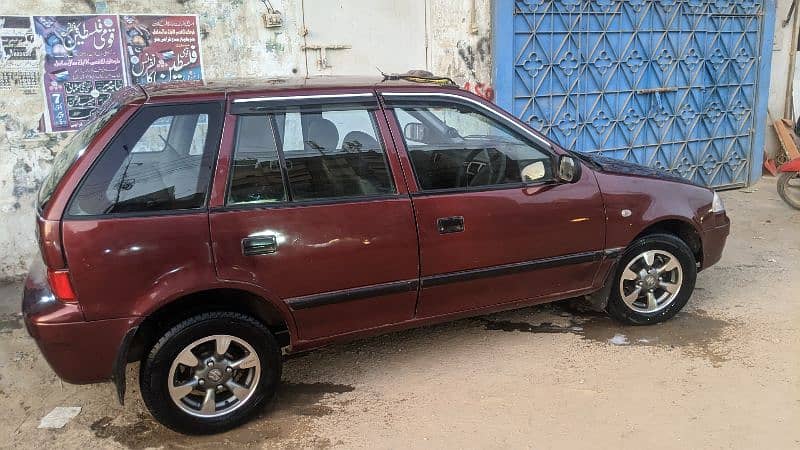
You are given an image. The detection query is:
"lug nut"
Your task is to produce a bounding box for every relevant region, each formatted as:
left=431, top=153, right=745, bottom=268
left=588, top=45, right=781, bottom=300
left=198, top=379, right=205, bottom=385
left=207, top=361, right=214, bottom=367
left=226, top=366, right=232, bottom=373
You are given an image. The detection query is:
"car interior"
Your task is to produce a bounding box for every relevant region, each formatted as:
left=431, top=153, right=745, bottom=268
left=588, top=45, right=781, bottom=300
left=70, top=113, right=212, bottom=215
left=229, top=110, right=395, bottom=204
left=398, top=108, right=553, bottom=190
left=105, top=114, right=209, bottom=213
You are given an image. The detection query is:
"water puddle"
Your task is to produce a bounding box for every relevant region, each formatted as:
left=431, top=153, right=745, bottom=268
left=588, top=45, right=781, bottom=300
left=481, top=306, right=732, bottom=365
left=90, top=382, right=354, bottom=449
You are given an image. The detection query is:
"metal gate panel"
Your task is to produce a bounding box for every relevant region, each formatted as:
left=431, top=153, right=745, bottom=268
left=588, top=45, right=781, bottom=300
left=494, top=0, right=776, bottom=188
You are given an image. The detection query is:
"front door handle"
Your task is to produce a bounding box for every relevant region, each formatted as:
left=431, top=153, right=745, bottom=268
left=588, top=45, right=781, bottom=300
left=437, top=216, right=464, bottom=234
left=242, top=235, right=278, bottom=256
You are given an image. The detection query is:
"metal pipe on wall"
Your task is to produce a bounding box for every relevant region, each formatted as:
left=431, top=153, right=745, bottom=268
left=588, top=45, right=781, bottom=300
left=784, top=0, right=799, bottom=119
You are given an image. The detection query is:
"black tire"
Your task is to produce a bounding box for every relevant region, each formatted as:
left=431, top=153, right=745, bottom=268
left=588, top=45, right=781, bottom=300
left=605, top=233, right=697, bottom=325
left=777, top=172, right=800, bottom=210
left=139, top=312, right=282, bottom=435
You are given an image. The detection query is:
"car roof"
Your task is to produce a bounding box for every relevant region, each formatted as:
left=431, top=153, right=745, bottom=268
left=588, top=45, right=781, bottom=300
left=138, top=75, right=460, bottom=101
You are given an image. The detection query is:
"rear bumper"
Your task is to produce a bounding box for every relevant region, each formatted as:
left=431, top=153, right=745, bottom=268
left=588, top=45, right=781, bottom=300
left=22, top=258, right=134, bottom=384
left=700, top=213, right=730, bottom=270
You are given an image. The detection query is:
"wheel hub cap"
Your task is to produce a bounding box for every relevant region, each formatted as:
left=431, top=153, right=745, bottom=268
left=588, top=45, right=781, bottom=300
left=618, top=249, right=683, bottom=313
left=642, top=273, right=658, bottom=289
left=167, top=335, right=261, bottom=418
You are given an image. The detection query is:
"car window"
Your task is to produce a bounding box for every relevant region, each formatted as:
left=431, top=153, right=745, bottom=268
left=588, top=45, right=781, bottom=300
left=394, top=102, right=552, bottom=191
left=228, top=115, right=286, bottom=204
left=37, top=103, right=123, bottom=210
left=68, top=103, right=221, bottom=216
left=228, top=105, right=395, bottom=205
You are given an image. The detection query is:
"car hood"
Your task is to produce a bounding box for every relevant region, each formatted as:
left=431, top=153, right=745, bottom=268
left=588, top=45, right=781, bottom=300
left=577, top=152, right=697, bottom=186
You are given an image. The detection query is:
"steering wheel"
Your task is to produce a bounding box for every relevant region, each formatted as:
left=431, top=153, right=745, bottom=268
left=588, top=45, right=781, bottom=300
left=457, top=148, right=507, bottom=187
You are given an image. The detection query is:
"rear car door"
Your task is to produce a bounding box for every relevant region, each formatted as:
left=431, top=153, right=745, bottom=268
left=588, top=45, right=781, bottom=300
left=381, top=90, right=606, bottom=318
left=61, top=102, right=223, bottom=320
left=209, top=91, right=419, bottom=341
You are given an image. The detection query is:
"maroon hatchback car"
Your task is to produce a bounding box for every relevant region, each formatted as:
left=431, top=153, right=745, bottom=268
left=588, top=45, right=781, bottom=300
left=23, top=76, right=729, bottom=434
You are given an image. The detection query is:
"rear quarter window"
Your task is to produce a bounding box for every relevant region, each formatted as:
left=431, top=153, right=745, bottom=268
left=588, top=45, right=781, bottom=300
left=37, top=105, right=123, bottom=210
left=67, top=102, right=223, bottom=216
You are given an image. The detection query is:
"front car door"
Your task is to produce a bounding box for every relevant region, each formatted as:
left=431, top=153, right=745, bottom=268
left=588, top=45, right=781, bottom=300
left=209, top=91, right=419, bottom=341
left=380, top=89, right=606, bottom=318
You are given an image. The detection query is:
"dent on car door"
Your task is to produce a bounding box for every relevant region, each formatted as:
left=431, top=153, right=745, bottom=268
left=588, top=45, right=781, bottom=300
left=209, top=93, right=419, bottom=341
left=382, top=91, right=606, bottom=317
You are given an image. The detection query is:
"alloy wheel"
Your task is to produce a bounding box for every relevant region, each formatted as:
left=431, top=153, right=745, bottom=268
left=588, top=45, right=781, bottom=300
left=618, top=250, right=683, bottom=313
left=167, top=335, right=261, bottom=418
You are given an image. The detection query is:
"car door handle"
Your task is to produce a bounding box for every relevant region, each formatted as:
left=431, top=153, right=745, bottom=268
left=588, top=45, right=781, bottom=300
left=241, top=235, right=278, bottom=256
left=437, top=216, right=464, bottom=234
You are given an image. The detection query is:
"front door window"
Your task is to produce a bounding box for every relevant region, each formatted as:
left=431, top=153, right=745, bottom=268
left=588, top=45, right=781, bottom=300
left=392, top=103, right=553, bottom=191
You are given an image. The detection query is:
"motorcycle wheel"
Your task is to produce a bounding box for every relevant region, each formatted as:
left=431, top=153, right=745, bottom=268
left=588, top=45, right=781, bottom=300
left=777, top=172, right=800, bottom=210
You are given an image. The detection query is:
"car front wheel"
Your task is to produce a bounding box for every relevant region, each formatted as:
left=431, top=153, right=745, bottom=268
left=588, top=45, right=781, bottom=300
left=139, top=311, right=282, bottom=434
left=605, top=233, right=697, bottom=325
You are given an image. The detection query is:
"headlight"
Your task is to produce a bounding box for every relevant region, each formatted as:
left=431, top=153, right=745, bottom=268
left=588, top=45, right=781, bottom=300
left=711, top=191, right=725, bottom=213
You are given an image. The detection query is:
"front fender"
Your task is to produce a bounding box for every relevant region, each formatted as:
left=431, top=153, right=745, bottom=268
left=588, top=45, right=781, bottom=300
left=595, top=171, right=709, bottom=250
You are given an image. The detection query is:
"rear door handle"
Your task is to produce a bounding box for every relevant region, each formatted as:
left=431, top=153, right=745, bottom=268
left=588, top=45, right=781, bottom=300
left=437, top=216, right=464, bottom=234
left=242, top=235, right=278, bottom=256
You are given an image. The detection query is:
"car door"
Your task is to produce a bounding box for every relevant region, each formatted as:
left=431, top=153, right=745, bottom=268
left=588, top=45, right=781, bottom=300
left=380, top=90, right=606, bottom=318
left=209, top=91, right=419, bottom=341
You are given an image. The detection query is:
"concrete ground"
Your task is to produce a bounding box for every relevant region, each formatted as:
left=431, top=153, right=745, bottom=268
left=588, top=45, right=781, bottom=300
left=0, top=178, right=798, bottom=449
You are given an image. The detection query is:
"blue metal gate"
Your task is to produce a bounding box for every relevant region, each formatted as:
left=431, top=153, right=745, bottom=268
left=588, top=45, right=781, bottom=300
left=493, top=0, right=776, bottom=188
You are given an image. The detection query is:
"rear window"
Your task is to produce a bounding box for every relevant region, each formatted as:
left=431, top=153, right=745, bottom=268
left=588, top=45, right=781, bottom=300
left=67, top=102, right=222, bottom=216
left=37, top=105, right=123, bottom=210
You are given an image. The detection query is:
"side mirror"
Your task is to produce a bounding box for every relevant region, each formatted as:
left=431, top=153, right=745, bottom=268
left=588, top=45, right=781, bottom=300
left=556, top=154, right=581, bottom=183
left=403, top=122, right=428, bottom=143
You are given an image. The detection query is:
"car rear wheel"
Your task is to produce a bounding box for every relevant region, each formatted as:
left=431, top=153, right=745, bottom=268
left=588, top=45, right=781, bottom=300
left=139, top=312, right=281, bottom=434
left=605, top=233, right=696, bottom=325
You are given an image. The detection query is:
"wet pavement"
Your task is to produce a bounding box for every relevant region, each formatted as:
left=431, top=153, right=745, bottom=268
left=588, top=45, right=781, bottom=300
left=481, top=306, right=733, bottom=365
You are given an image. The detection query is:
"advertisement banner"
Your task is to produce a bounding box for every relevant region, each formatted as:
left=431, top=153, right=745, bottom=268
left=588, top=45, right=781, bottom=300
left=0, top=16, right=38, bottom=91
left=34, top=15, right=126, bottom=132
left=120, top=15, right=203, bottom=85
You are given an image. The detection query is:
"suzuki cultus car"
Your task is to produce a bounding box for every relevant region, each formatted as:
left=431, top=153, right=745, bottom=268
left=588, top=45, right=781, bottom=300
left=23, top=76, right=729, bottom=434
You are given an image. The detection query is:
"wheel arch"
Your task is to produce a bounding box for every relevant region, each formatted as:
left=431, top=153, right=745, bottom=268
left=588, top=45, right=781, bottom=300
left=631, top=218, right=703, bottom=267
left=127, top=287, right=294, bottom=365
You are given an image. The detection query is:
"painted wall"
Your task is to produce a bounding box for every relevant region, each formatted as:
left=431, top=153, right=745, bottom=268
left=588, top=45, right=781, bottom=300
left=765, top=0, right=798, bottom=157
left=0, top=0, right=492, bottom=280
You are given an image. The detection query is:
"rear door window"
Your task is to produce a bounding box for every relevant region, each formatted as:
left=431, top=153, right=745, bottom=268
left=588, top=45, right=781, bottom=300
left=68, top=102, right=223, bottom=216
left=228, top=104, right=395, bottom=205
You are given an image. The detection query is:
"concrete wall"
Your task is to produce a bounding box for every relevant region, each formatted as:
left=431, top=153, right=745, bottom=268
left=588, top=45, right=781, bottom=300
left=0, top=0, right=491, bottom=280
left=765, top=0, right=798, bottom=158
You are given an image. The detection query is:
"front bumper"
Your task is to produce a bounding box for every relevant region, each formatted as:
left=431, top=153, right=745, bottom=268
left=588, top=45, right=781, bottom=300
left=700, top=213, right=730, bottom=270
left=22, top=258, right=134, bottom=384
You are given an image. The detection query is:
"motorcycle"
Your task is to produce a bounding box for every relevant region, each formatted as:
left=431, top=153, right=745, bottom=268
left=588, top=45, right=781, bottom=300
left=778, top=156, right=800, bottom=209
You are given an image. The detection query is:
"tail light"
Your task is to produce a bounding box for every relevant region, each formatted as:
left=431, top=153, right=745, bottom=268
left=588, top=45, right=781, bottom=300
left=47, top=269, right=77, bottom=303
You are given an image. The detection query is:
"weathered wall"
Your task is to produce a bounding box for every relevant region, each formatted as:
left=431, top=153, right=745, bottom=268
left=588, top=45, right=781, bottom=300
left=0, top=0, right=491, bottom=280
left=428, top=0, right=493, bottom=99
left=765, top=0, right=798, bottom=158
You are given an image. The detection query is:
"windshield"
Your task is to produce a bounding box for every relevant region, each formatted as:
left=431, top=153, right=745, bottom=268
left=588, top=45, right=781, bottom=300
left=37, top=104, right=124, bottom=211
